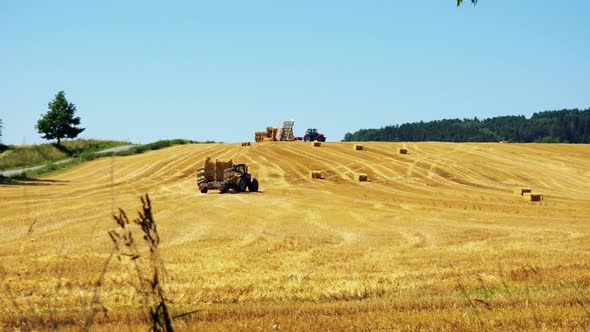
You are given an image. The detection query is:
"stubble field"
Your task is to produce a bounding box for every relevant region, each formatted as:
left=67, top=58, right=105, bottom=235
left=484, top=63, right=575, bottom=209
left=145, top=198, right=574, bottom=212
left=1, top=142, right=589, bottom=331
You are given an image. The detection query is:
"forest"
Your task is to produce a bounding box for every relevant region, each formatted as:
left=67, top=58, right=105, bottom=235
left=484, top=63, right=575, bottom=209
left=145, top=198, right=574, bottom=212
left=343, top=109, right=590, bottom=143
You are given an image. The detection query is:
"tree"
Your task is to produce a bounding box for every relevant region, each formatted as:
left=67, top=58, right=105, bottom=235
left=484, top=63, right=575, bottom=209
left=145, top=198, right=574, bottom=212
left=0, top=118, right=3, bottom=143
left=457, top=0, right=477, bottom=6
left=36, top=91, right=85, bottom=146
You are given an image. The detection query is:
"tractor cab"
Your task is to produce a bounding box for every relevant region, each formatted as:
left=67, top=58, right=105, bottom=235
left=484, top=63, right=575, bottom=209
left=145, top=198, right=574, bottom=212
left=233, top=164, right=247, bottom=175
left=306, top=128, right=318, bottom=135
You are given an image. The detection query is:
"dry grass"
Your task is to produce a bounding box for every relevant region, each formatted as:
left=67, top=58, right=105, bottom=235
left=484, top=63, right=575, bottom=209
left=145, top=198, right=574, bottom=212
left=1, top=142, right=590, bottom=330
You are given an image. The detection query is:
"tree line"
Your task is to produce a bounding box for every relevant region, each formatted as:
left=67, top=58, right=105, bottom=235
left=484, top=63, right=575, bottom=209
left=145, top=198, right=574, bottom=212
left=343, top=109, right=590, bottom=143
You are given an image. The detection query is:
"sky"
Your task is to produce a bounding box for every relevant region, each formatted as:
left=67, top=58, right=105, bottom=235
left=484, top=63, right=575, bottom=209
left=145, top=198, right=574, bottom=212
left=1, top=0, right=589, bottom=145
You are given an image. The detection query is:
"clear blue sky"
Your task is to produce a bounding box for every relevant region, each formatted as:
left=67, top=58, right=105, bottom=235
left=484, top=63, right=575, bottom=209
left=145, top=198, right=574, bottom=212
left=1, top=1, right=589, bottom=145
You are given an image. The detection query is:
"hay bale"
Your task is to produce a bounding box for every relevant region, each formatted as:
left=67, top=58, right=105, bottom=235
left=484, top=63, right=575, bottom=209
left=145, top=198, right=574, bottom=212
left=214, top=159, right=233, bottom=181
left=254, top=132, right=264, bottom=142
left=241, top=142, right=251, bottom=146
left=399, top=148, right=408, bottom=154
left=513, top=188, right=532, bottom=196
left=309, top=171, right=322, bottom=179
left=262, top=137, right=273, bottom=142
left=355, top=174, right=368, bottom=182
left=353, top=144, right=364, bottom=151
left=523, top=193, right=543, bottom=202
left=204, top=157, right=215, bottom=181
left=312, top=142, right=321, bottom=147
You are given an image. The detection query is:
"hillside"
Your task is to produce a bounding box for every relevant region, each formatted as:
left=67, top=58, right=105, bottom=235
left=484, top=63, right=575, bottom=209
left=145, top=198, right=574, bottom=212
left=1, top=142, right=589, bottom=330
left=0, top=139, right=129, bottom=171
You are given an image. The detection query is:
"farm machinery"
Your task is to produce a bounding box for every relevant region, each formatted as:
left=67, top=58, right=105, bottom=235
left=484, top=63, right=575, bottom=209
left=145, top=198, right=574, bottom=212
left=197, top=158, right=259, bottom=194
left=303, top=128, right=326, bottom=142
left=254, top=121, right=327, bottom=142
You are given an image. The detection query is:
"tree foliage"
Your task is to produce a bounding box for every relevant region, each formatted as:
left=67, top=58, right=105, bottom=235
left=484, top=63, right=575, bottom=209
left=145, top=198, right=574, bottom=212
left=343, top=109, right=590, bottom=143
left=36, top=91, right=85, bottom=146
left=457, top=0, right=477, bottom=6
left=0, top=118, right=3, bottom=142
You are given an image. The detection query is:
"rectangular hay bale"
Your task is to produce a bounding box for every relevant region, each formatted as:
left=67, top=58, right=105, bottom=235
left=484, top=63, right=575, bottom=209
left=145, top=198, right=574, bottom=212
left=241, top=142, right=251, bottom=146
left=309, top=171, right=322, bottom=179
left=353, top=144, right=364, bottom=151
left=214, top=159, right=233, bottom=181
left=513, top=188, right=532, bottom=196
left=523, top=193, right=543, bottom=202
left=312, top=142, right=321, bottom=147
left=355, top=174, right=368, bottom=182
left=204, top=157, right=215, bottom=181
left=399, top=148, right=408, bottom=154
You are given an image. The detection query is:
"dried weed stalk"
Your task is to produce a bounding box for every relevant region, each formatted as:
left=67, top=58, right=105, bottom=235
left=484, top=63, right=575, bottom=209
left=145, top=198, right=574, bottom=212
left=109, top=194, right=174, bottom=332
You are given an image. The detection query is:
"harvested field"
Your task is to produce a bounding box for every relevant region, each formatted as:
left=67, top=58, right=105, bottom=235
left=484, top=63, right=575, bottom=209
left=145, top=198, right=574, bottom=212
left=1, top=142, right=590, bottom=330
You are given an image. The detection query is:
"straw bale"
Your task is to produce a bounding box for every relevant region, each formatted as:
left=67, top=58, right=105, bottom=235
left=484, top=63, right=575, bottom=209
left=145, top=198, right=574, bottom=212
left=399, top=148, right=408, bottom=154
left=312, top=142, right=321, bottom=147
left=523, top=193, right=543, bottom=202
left=513, top=188, right=532, bottom=196
left=353, top=144, right=364, bottom=151
left=215, top=159, right=233, bottom=181
left=204, top=157, right=215, bottom=181
left=241, top=142, right=251, bottom=146
left=310, top=171, right=322, bottom=179
left=355, top=174, right=368, bottom=182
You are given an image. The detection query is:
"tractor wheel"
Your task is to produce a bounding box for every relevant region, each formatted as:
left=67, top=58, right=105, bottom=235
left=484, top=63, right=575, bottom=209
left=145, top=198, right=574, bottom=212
left=237, top=178, right=248, bottom=192
left=200, top=187, right=208, bottom=194
left=318, top=137, right=326, bottom=142
left=304, top=135, right=311, bottom=142
left=248, top=179, right=259, bottom=192
left=220, top=183, right=229, bottom=193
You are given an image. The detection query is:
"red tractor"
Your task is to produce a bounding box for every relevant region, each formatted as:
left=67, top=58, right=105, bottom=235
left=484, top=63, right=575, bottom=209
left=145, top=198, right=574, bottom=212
left=303, top=128, right=326, bottom=142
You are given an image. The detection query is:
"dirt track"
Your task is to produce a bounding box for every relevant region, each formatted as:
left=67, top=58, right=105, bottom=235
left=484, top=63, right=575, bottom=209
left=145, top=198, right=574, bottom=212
left=1, top=142, right=589, bottom=329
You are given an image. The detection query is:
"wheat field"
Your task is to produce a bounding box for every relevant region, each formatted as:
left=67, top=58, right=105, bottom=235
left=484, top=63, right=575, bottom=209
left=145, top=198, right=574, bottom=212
left=1, top=142, right=589, bottom=331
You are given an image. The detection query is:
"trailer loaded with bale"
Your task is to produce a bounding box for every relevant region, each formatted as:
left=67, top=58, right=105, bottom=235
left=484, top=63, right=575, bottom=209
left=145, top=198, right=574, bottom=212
left=196, top=157, right=259, bottom=194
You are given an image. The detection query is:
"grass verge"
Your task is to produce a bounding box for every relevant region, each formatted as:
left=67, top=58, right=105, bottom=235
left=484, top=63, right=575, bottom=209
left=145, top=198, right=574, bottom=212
left=0, top=139, right=215, bottom=183
left=0, top=139, right=130, bottom=171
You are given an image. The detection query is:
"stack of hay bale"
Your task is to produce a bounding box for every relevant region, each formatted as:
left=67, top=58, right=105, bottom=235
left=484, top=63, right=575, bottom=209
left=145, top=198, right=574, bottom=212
left=309, top=171, right=323, bottom=179
left=514, top=187, right=543, bottom=202
left=254, top=127, right=279, bottom=142
left=215, top=159, right=233, bottom=181
left=203, top=157, right=234, bottom=182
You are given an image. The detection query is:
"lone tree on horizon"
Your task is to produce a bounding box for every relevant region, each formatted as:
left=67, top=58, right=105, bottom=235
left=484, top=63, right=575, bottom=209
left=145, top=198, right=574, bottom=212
left=36, top=91, right=85, bottom=146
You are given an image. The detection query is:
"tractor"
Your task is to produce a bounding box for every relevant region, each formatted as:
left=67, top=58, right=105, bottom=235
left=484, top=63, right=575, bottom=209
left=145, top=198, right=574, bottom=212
left=303, top=128, right=326, bottom=142
left=197, top=163, right=259, bottom=194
